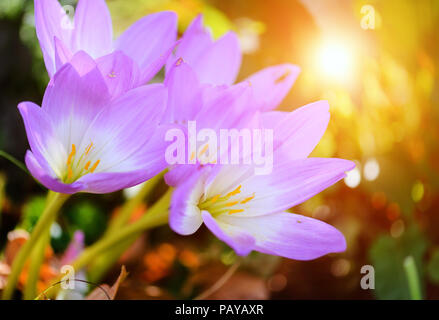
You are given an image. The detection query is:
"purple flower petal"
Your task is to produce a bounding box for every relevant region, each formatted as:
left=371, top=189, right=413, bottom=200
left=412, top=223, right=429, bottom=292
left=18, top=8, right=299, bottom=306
left=18, top=101, right=58, bottom=165
left=72, top=0, right=113, bottom=58
left=238, top=157, right=355, bottom=216
left=42, top=60, right=110, bottom=149
left=86, top=84, right=167, bottom=173
left=196, top=82, right=253, bottom=132
left=141, top=40, right=180, bottom=84
left=67, top=50, right=97, bottom=75
left=34, top=0, right=73, bottom=76
left=261, top=100, right=330, bottom=159
left=192, top=32, right=242, bottom=85
left=54, top=36, right=73, bottom=71
left=164, top=60, right=202, bottom=123
left=246, top=64, right=301, bottom=111
left=67, top=50, right=142, bottom=99
left=116, top=11, right=177, bottom=80
left=169, top=170, right=205, bottom=235
left=18, top=102, right=85, bottom=193
left=219, top=211, right=346, bottom=260
left=66, top=84, right=168, bottom=193
left=96, top=51, right=141, bottom=99
left=167, top=15, right=241, bottom=85
left=25, top=151, right=84, bottom=194
left=202, top=211, right=255, bottom=256
left=77, top=168, right=159, bottom=194
left=166, top=15, right=213, bottom=73
left=165, top=164, right=204, bottom=188
left=130, top=124, right=174, bottom=174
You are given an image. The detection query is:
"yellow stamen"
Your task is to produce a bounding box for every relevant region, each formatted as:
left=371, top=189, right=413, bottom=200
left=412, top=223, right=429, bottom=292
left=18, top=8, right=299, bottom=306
left=228, top=209, right=244, bottom=215
left=225, top=201, right=239, bottom=207
left=89, top=160, right=100, bottom=173
left=210, top=194, right=220, bottom=203
left=84, top=161, right=91, bottom=171
left=85, top=142, right=93, bottom=155
left=199, top=144, right=209, bottom=156
left=226, top=185, right=241, bottom=197
left=240, top=195, right=255, bottom=204
left=66, top=144, right=76, bottom=165
left=67, top=166, right=73, bottom=180
left=190, top=151, right=195, bottom=161
left=108, top=71, right=116, bottom=78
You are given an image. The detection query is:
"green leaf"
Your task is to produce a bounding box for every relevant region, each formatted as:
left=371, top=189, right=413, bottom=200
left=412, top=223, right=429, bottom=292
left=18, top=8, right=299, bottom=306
left=0, top=150, right=29, bottom=175
left=427, top=248, right=439, bottom=284
left=369, top=224, right=428, bottom=299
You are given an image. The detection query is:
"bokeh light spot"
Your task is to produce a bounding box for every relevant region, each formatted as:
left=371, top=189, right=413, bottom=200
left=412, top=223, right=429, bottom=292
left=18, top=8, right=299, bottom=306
left=145, top=285, right=162, bottom=297
left=411, top=180, right=424, bottom=203
left=50, top=222, right=62, bottom=239
left=331, top=259, right=351, bottom=277
left=364, top=158, right=380, bottom=181
left=390, top=219, right=405, bottom=238
left=267, top=274, right=287, bottom=292
left=344, top=167, right=361, bottom=188
left=312, top=205, right=331, bottom=219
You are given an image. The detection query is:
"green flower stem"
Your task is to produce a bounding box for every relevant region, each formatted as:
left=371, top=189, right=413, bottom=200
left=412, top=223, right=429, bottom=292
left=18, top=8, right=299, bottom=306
left=87, top=233, right=136, bottom=283
left=46, top=188, right=172, bottom=298
left=74, top=188, right=171, bottom=270
left=88, top=179, right=167, bottom=283
left=23, top=222, right=52, bottom=300
left=86, top=172, right=165, bottom=282
left=404, top=255, right=422, bottom=300
left=2, top=191, right=69, bottom=300
left=106, top=171, right=164, bottom=234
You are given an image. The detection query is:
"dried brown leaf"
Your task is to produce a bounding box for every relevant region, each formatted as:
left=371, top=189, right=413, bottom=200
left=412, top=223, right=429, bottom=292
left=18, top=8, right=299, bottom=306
left=86, top=265, right=128, bottom=300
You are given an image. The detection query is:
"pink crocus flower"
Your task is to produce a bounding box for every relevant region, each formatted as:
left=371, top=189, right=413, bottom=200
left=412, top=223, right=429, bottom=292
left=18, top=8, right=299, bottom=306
left=166, top=15, right=300, bottom=112
left=35, top=0, right=177, bottom=84
left=170, top=102, right=355, bottom=260
left=19, top=53, right=169, bottom=194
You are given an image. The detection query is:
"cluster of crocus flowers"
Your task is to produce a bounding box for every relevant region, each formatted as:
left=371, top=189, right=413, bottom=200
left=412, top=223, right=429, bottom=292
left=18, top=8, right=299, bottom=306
left=5, top=0, right=357, bottom=300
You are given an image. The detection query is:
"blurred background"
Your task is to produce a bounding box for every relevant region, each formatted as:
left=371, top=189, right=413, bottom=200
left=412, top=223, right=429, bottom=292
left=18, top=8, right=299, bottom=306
left=0, top=0, right=438, bottom=299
